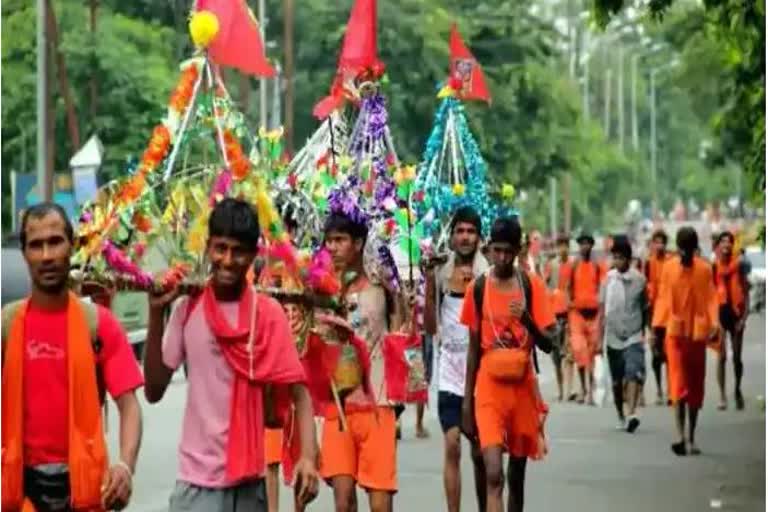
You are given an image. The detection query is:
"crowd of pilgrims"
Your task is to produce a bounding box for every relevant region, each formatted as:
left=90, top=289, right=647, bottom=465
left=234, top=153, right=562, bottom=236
left=3, top=199, right=750, bottom=512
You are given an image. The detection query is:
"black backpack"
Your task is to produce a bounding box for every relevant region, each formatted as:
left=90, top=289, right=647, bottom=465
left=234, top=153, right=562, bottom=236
left=473, top=271, right=553, bottom=374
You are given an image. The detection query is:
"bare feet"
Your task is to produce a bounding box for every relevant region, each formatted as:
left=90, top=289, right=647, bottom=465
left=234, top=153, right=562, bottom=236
left=415, top=426, right=430, bottom=439
left=717, top=400, right=727, bottom=411
left=688, top=443, right=701, bottom=455
left=655, top=395, right=664, bottom=406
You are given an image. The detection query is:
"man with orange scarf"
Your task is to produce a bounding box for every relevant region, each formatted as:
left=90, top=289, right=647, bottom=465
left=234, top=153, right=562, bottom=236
left=2, top=203, right=144, bottom=511
left=543, top=234, right=573, bottom=402
left=713, top=231, right=750, bottom=410
left=143, top=198, right=318, bottom=512
left=653, top=227, right=719, bottom=456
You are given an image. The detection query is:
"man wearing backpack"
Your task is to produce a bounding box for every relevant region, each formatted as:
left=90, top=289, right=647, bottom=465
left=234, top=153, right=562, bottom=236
left=143, top=198, right=319, bottom=512
left=568, top=233, right=606, bottom=405
left=2, top=203, right=144, bottom=511
left=461, top=217, right=556, bottom=512
left=423, top=206, right=489, bottom=512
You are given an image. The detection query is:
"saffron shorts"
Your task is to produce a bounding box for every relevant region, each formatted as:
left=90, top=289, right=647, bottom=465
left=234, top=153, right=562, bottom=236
left=265, top=428, right=283, bottom=466
left=319, top=406, right=397, bottom=492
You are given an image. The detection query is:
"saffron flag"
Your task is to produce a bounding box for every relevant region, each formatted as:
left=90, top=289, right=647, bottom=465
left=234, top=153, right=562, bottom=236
left=313, top=0, right=384, bottom=119
left=447, top=24, right=490, bottom=104
left=196, top=0, right=275, bottom=77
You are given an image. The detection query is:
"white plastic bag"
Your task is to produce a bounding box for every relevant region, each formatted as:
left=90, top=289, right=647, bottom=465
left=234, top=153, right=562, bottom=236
left=593, top=353, right=611, bottom=407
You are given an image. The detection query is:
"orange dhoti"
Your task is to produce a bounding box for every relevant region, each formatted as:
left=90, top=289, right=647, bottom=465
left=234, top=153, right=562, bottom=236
left=569, top=310, right=599, bottom=370
left=665, top=337, right=706, bottom=409
left=475, top=362, right=547, bottom=460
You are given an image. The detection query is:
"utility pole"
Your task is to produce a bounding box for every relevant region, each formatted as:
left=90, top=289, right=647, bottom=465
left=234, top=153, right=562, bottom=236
left=272, top=62, right=282, bottom=130
left=37, top=0, right=50, bottom=201
left=283, top=0, right=295, bottom=153
left=258, top=0, right=268, bottom=130
left=603, top=68, right=612, bottom=137
left=650, top=69, right=657, bottom=213
left=631, top=54, right=639, bottom=151
left=617, top=46, right=625, bottom=152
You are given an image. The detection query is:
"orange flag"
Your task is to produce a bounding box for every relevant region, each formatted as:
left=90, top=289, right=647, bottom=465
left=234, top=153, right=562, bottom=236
left=313, top=0, right=385, bottom=119
left=447, top=24, right=491, bottom=104
left=196, top=0, right=275, bottom=77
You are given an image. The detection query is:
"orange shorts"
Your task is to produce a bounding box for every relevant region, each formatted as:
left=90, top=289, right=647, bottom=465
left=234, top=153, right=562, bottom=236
left=569, top=311, right=599, bottom=369
left=474, top=362, right=545, bottom=460
left=319, top=406, right=397, bottom=492
left=265, top=428, right=283, bottom=466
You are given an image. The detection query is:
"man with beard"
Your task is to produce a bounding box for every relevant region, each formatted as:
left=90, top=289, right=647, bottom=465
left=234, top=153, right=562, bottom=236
left=461, top=217, right=556, bottom=512
left=568, top=233, right=605, bottom=405
left=713, top=231, right=750, bottom=410
left=645, top=229, right=671, bottom=405
left=653, top=227, right=719, bottom=455
left=143, top=198, right=319, bottom=512
left=2, top=203, right=144, bottom=511
left=423, top=206, right=489, bottom=512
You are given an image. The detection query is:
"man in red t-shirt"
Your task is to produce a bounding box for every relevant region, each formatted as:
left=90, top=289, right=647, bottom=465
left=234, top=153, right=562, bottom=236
left=2, top=202, right=144, bottom=511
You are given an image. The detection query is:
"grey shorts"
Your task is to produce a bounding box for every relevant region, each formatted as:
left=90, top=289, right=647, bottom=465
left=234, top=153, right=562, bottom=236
left=169, top=479, right=267, bottom=512
left=607, top=343, right=646, bottom=384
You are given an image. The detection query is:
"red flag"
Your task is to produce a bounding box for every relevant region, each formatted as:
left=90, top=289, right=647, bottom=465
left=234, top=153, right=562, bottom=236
left=448, top=24, right=490, bottom=103
left=196, top=0, right=275, bottom=77
left=313, top=0, right=384, bottom=119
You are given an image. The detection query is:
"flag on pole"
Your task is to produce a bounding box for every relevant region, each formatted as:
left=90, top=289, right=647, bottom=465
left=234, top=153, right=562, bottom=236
left=196, top=0, right=275, bottom=77
left=313, top=0, right=384, bottom=119
left=443, top=24, right=491, bottom=104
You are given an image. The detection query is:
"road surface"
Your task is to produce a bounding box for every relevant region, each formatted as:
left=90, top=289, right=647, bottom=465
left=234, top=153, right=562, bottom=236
left=110, top=313, right=766, bottom=511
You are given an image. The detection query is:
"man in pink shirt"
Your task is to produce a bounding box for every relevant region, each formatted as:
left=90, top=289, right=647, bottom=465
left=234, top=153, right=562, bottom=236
left=143, top=198, right=319, bottom=512
left=2, top=202, right=144, bottom=511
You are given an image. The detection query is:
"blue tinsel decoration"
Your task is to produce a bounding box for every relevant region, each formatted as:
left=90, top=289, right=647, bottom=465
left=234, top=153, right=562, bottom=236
left=415, top=97, right=516, bottom=237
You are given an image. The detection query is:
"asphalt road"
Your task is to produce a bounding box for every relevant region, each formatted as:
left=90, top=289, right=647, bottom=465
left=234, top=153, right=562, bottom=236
left=110, top=312, right=766, bottom=511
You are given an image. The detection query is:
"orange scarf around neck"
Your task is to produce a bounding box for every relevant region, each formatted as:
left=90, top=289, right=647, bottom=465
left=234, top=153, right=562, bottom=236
left=715, top=258, right=746, bottom=315
left=2, top=293, right=107, bottom=511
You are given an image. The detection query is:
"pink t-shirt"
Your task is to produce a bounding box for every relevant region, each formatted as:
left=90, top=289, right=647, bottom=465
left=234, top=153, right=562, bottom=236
left=162, top=293, right=296, bottom=488
left=23, top=302, right=144, bottom=466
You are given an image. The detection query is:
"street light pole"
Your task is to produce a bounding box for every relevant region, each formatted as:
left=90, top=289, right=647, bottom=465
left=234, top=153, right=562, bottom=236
left=649, top=69, right=657, bottom=212
left=603, top=68, right=612, bottom=137
left=618, top=46, right=625, bottom=152
left=36, top=0, right=49, bottom=201
left=631, top=54, right=639, bottom=151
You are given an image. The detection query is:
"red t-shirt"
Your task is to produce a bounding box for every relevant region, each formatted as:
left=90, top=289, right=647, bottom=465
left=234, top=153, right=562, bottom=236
left=22, top=302, right=144, bottom=466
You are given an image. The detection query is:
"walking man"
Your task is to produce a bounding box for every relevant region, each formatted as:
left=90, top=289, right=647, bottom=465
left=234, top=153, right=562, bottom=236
left=713, top=231, right=750, bottom=410
left=568, top=233, right=605, bottom=404
left=461, top=217, right=556, bottom=512
left=143, top=198, right=319, bottom=512
left=321, top=211, right=403, bottom=512
left=543, top=234, right=573, bottom=402
left=599, top=235, right=648, bottom=432
left=423, top=206, right=489, bottom=512
left=645, top=229, right=671, bottom=405
left=3, top=203, right=144, bottom=511
left=653, top=227, right=719, bottom=455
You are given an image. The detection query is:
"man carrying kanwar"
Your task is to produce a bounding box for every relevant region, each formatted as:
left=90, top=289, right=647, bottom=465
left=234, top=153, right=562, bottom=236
left=423, top=206, right=489, bottom=512
left=143, top=198, right=319, bottom=512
